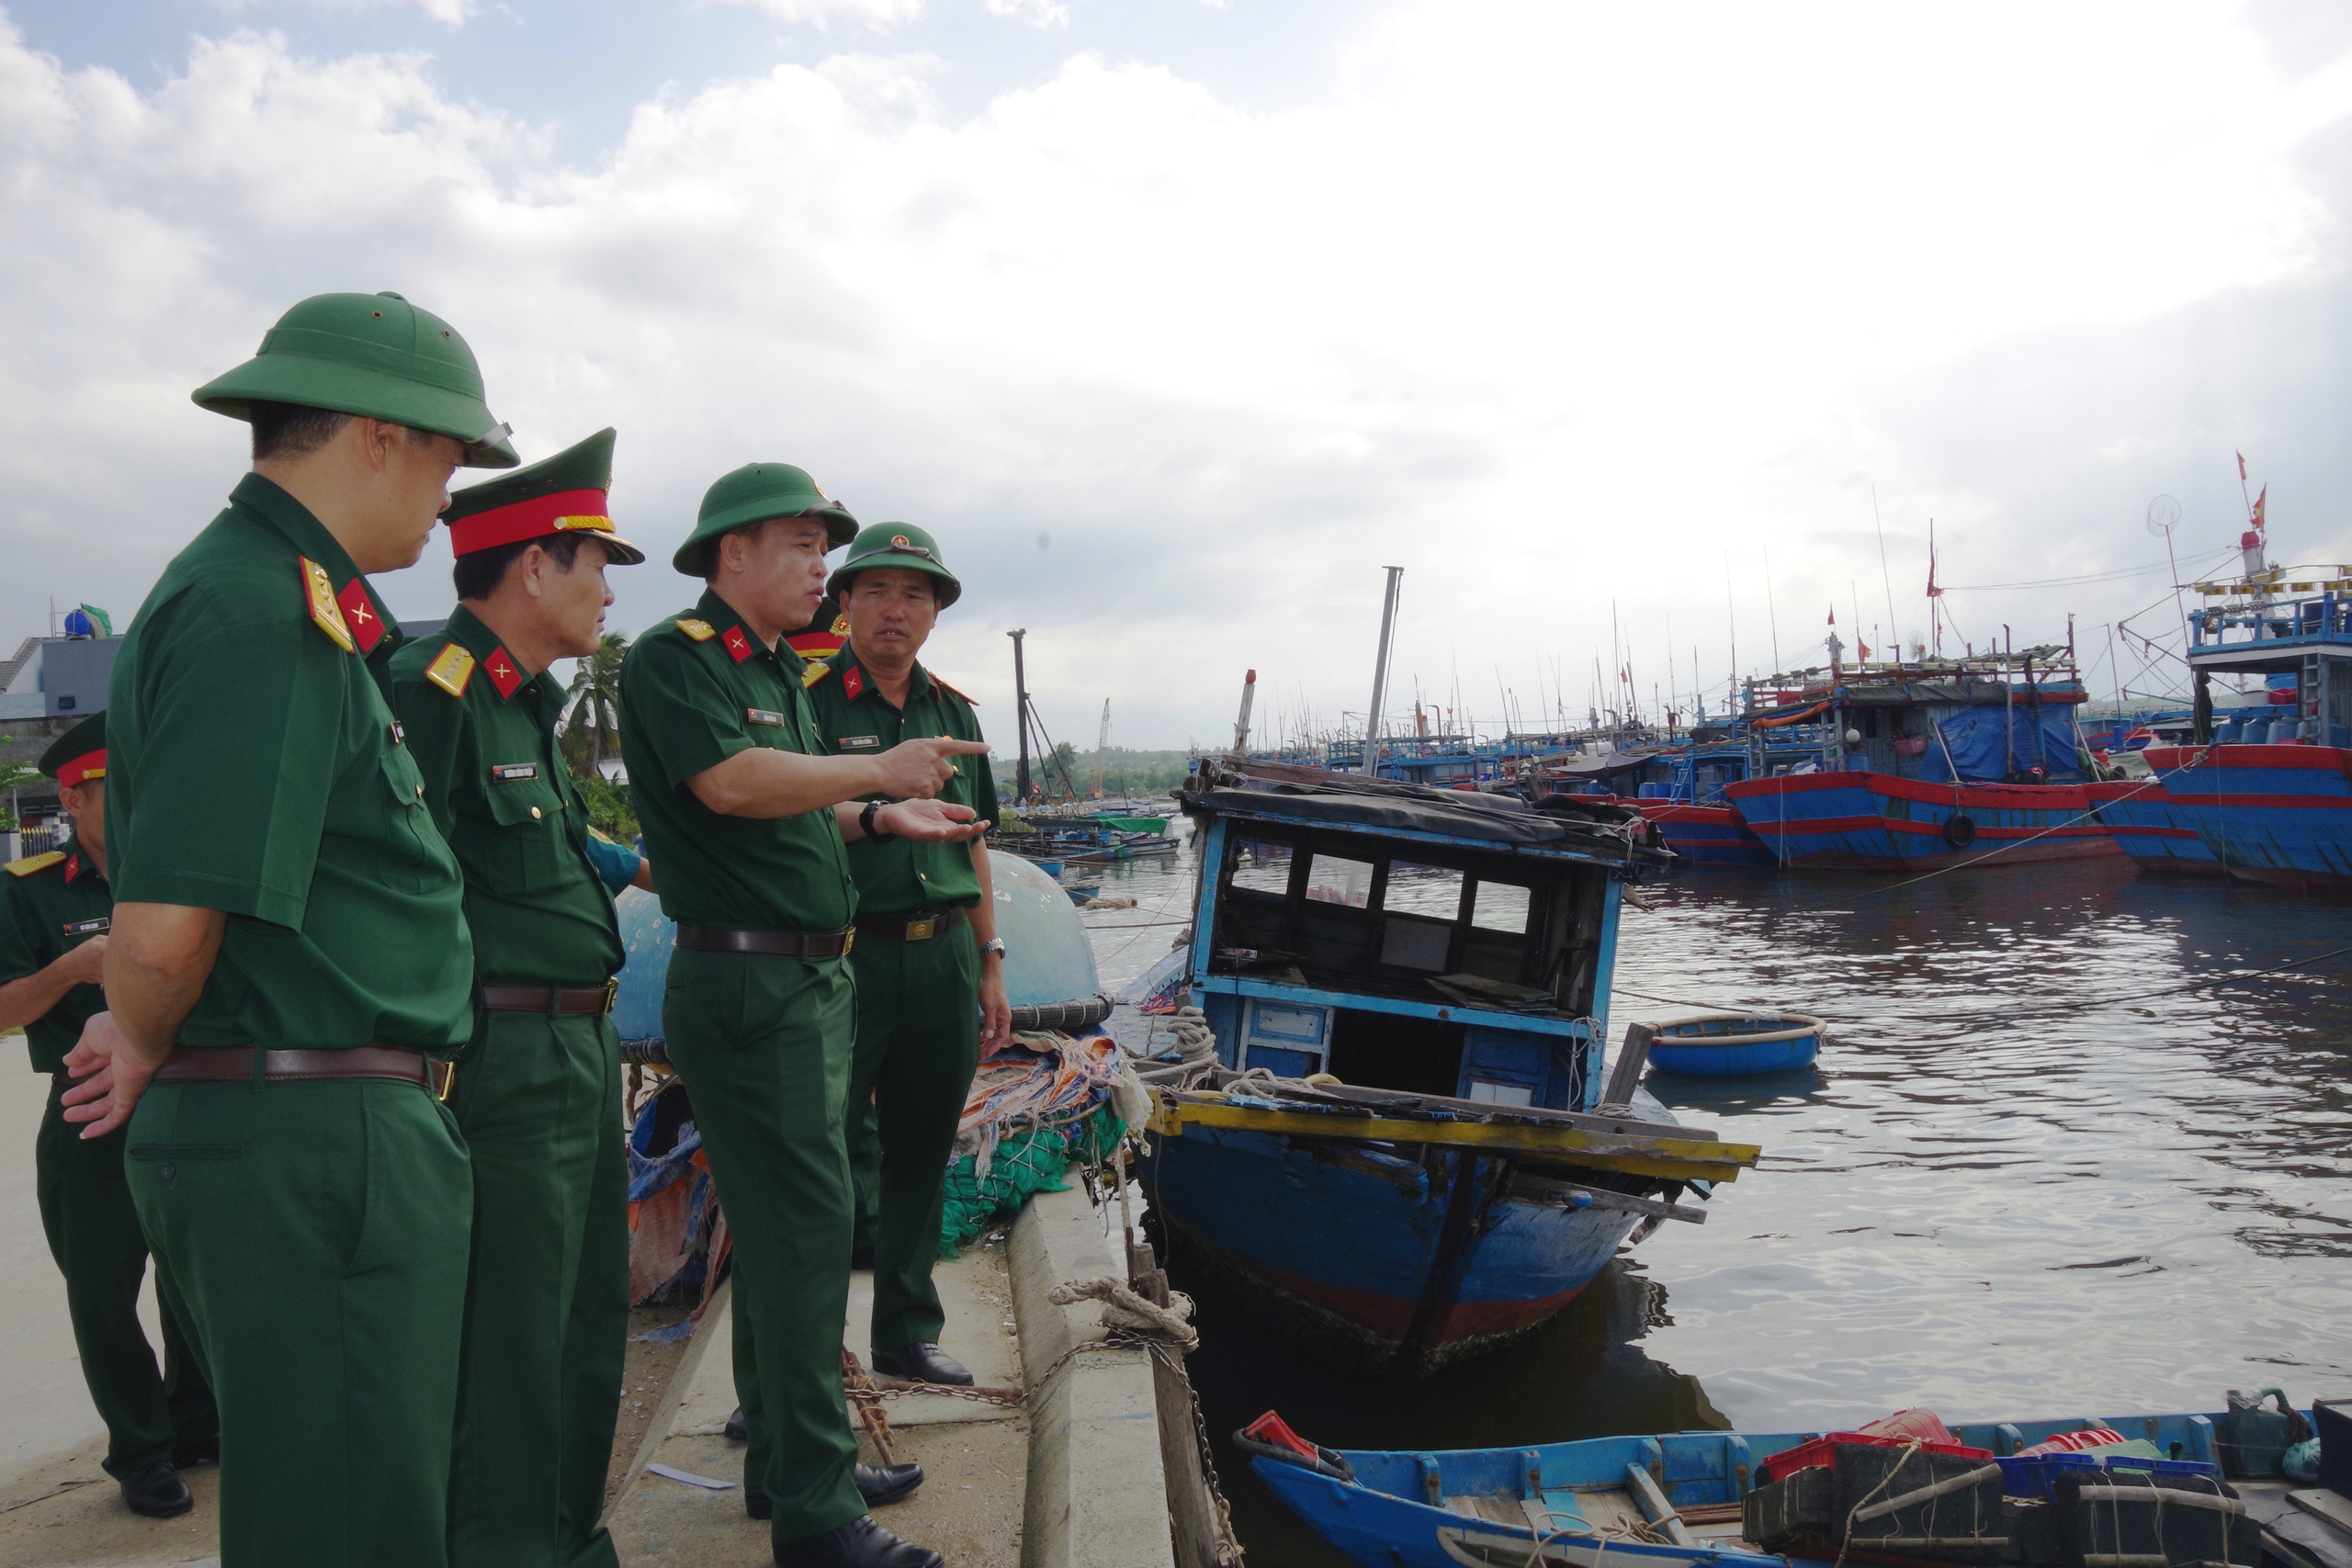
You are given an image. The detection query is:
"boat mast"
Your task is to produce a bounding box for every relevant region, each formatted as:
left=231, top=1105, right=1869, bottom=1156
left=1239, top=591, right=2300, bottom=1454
left=1362, top=566, right=1404, bottom=774
left=1009, top=628, right=1032, bottom=803
left=1232, top=668, right=1257, bottom=754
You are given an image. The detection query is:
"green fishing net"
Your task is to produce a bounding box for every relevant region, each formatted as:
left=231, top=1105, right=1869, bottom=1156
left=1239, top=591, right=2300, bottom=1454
left=937, top=1102, right=1128, bottom=1258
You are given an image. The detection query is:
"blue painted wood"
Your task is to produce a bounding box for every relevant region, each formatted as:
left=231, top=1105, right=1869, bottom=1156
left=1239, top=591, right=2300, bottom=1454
left=1192, top=973, right=1598, bottom=1039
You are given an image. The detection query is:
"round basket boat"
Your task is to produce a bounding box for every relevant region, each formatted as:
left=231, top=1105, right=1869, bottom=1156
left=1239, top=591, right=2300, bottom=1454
left=1644, top=1010, right=1825, bottom=1077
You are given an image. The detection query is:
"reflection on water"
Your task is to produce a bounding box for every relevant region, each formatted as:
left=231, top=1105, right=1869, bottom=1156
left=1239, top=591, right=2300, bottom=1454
left=1069, top=830, right=2352, bottom=1568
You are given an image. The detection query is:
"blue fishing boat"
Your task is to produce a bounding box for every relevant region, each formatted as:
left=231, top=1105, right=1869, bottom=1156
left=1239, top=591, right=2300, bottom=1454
left=1645, top=1012, right=1823, bottom=1077
left=1246, top=1404, right=2313, bottom=1568
left=1139, top=758, right=1762, bottom=1373
left=2086, top=545, right=2352, bottom=889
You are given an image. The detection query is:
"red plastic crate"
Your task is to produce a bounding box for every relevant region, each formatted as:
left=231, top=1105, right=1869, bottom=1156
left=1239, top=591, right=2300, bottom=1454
left=1758, top=1432, right=1996, bottom=1484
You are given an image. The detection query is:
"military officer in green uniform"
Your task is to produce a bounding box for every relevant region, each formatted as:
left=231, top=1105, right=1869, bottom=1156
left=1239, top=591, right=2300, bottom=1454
left=61, top=290, right=514, bottom=1568
left=389, top=428, right=650, bottom=1568
left=806, top=524, right=1008, bottom=1386
left=0, top=716, right=217, bottom=1520
left=618, top=464, right=987, bottom=1568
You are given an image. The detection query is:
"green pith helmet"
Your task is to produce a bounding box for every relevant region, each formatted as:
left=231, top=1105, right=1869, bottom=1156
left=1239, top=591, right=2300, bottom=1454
left=39, top=713, right=107, bottom=784
left=441, top=427, right=646, bottom=565
left=827, top=522, right=961, bottom=609
left=190, top=291, right=520, bottom=468
left=672, top=462, right=857, bottom=576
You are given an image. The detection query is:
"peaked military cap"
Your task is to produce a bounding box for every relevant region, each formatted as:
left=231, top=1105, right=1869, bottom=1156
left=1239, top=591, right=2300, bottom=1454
left=191, top=291, right=520, bottom=468
left=673, top=462, right=857, bottom=576
left=827, top=522, right=961, bottom=609
left=38, top=713, right=106, bottom=787
left=440, top=427, right=645, bottom=565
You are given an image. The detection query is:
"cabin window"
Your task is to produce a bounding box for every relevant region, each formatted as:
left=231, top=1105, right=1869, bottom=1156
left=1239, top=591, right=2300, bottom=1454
left=1469, top=881, right=1531, bottom=934
left=1229, top=840, right=1294, bottom=896
left=1304, top=854, right=1375, bottom=908
left=1382, top=862, right=1463, bottom=919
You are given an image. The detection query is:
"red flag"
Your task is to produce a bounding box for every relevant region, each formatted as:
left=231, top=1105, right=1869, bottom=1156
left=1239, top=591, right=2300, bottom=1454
left=1827, top=604, right=1836, bottom=624
left=1927, top=533, right=1942, bottom=597
left=1858, top=637, right=1871, bottom=660
left=2252, top=485, right=2267, bottom=535
left=2238, top=451, right=2249, bottom=481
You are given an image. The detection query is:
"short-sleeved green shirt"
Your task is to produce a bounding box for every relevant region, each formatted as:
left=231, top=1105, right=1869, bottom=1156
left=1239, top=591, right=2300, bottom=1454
left=0, top=838, right=111, bottom=1073
left=617, top=588, right=855, bottom=933
left=104, top=474, right=475, bottom=1053
left=805, top=644, right=998, bottom=919
left=388, top=604, right=625, bottom=988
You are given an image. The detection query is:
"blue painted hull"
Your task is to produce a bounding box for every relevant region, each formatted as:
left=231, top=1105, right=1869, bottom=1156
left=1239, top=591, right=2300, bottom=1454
left=1142, top=1123, right=1641, bottom=1371
left=2094, top=745, right=2352, bottom=888
left=1631, top=802, right=1777, bottom=868
left=1647, top=1035, right=1818, bottom=1076
left=1256, top=1409, right=2248, bottom=1568
left=1724, top=771, right=2120, bottom=870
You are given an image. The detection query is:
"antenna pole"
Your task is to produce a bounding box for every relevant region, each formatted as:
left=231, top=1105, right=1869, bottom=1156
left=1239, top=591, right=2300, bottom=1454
left=1008, top=629, right=1031, bottom=803
left=1232, top=669, right=1257, bottom=753
left=1362, top=566, right=1404, bottom=774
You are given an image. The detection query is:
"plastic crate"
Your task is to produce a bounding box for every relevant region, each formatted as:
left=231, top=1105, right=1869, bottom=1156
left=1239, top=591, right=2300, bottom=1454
left=1759, top=1431, right=1995, bottom=1484
left=1995, top=1450, right=2222, bottom=1500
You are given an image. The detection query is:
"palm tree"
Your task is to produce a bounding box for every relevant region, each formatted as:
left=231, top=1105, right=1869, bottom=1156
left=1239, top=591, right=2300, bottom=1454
left=564, top=631, right=628, bottom=778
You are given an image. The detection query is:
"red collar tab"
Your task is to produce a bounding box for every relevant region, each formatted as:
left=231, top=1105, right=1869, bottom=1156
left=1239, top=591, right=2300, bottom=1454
left=53, top=748, right=106, bottom=788
left=722, top=625, right=754, bottom=663
left=842, top=664, right=865, bottom=700
left=336, top=578, right=386, bottom=653
left=63, top=853, right=81, bottom=884
left=483, top=647, right=525, bottom=700
left=447, top=489, right=614, bottom=558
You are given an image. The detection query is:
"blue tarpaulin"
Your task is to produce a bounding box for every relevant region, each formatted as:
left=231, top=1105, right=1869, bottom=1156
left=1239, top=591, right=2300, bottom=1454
left=1917, top=704, right=2086, bottom=783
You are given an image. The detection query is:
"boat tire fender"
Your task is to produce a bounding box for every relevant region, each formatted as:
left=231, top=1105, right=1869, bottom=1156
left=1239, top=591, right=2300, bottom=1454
left=1230, top=1429, right=1357, bottom=1483
left=1942, top=813, right=1978, bottom=851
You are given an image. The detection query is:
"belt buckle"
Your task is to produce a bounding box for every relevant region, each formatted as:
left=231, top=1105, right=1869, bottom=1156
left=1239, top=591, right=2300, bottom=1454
left=430, top=1057, right=458, bottom=1102
left=906, top=916, right=936, bottom=941
left=603, top=976, right=619, bottom=1015
left=841, top=928, right=856, bottom=956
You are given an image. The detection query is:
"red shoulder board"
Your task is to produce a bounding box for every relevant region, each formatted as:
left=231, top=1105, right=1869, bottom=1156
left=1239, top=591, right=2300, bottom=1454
left=336, top=578, right=386, bottom=653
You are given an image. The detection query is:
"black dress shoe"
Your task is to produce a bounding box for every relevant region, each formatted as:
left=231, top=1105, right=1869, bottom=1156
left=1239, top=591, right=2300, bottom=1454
left=774, top=1514, right=942, bottom=1568
left=869, top=1343, right=971, bottom=1386
left=119, top=1461, right=192, bottom=1519
left=749, top=1462, right=924, bottom=1518
left=725, top=1406, right=748, bottom=1442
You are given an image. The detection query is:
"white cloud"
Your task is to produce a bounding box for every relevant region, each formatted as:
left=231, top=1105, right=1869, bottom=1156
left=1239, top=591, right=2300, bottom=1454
left=986, top=0, right=1069, bottom=30
left=6, top=5, right=2352, bottom=743
left=705, top=0, right=925, bottom=32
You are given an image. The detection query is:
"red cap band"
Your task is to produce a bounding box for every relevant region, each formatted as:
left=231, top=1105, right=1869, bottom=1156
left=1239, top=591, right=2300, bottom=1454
left=447, top=490, right=614, bottom=557
left=55, top=749, right=105, bottom=788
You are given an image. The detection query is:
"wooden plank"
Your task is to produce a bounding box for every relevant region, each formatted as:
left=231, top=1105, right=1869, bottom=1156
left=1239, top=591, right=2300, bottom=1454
left=1148, top=1096, right=1758, bottom=1183
left=1509, top=1172, right=1708, bottom=1224
left=1230, top=1074, right=1717, bottom=1144
left=1600, top=1021, right=1656, bottom=1109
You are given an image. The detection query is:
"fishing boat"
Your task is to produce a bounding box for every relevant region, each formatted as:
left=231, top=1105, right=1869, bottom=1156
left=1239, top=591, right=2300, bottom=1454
left=1244, top=1403, right=2324, bottom=1568
left=2087, top=540, right=2352, bottom=889
left=1721, top=648, right=2121, bottom=872
left=1137, top=758, right=1762, bottom=1374
left=1645, top=1012, right=1823, bottom=1077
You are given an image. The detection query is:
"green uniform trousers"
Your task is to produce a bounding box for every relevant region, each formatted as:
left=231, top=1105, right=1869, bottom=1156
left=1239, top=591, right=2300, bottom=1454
left=662, top=946, right=864, bottom=1543
left=845, top=927, right=979, bottom=1351
left=446, top=1010, right=629, bottom=1568
left=127, top=1077, right=472, bottom=1568
left=37, top=1072, right=217, bottom=1478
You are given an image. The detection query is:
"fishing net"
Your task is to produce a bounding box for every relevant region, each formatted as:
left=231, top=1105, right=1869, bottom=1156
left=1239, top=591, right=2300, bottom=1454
left=936, top=1028, right=1146, bottom=1257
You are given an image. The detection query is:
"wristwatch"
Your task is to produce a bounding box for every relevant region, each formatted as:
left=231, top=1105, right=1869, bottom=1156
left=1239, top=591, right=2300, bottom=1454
left=978, top=937, right=1007, bottom=961
left=858, top=799, right=897, bottom=843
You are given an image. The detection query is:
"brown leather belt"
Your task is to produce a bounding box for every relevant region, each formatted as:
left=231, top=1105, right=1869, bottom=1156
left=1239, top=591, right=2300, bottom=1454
left=854, top=907, right=966, bottom=942
left=153, top=1045, right=456, bottom=1100
left=480, top=981, right=617, bottom=1014
left=674, top=924, right=855, bottom=958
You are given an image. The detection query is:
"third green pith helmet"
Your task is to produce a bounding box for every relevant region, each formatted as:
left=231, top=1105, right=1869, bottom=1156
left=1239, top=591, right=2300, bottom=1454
left=672, top=462, right=858, bottom=576
left=190, top=291, right=520, bottom=468
left=827, top=523, right=962, bottom=609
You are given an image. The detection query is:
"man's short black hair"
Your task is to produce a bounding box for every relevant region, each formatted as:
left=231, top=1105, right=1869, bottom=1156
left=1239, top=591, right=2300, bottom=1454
left=248, top=401, right=352, bottom=463
left=455, top=532, right=591, bottom=602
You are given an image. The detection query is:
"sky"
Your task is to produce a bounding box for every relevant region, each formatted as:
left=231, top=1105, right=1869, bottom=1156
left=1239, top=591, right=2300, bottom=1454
left=8, top=0, right=2352, bottom=749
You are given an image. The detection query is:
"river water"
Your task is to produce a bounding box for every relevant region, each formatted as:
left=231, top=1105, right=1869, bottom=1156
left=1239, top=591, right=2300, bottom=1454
left=1067, top=831, right=2352, bottom=1566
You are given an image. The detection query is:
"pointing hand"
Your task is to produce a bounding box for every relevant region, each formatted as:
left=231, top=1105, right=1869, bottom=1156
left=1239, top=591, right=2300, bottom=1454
left=874, top=737, right=991, bottom=800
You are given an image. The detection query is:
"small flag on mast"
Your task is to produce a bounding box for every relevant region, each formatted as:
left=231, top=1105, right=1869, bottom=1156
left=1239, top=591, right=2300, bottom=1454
left=2238, top=451, right=2249, bottom=482
left=2252, top=485, right=2267, bottom=535
left=1827, top=604, right=1836, bottom=624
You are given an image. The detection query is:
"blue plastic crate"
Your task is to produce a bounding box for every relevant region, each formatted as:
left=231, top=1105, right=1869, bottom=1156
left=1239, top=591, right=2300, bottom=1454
left=1996, top=1450, right=2222, bottom=1499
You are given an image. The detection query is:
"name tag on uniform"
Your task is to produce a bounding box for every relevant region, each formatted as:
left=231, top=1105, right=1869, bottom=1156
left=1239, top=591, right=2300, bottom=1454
left=62, top=917, right=109, bottom=935
left=491, top=762, right=538, bottom=782
left=838, top=734, right=881, bottom=750
left=746, top=708, right=786, bottom=728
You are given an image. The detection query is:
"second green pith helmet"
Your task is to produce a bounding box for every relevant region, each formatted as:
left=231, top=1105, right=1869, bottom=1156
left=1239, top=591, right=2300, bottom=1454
left=827, top=523, right=962, bottom=609
left=673, top=463, right=858, bottom=576
left=190, top=291, right=519, bottom=468
left=441, top=428, right=646, bottom=565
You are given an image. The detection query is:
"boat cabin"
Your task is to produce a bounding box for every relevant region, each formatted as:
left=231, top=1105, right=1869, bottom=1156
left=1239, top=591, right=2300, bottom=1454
left=1179, top=759, right=1669, bottom=1112
left=1736, top=651, right=2096, bottom=784
left=2186, top=571, right=2352, bottom=744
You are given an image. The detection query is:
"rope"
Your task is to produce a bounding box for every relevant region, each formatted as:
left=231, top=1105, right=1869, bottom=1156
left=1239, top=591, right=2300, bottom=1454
left=1045, top=1275, right=1200, bottom=1350
left=1834, top=1439, right=1925, bottom=1568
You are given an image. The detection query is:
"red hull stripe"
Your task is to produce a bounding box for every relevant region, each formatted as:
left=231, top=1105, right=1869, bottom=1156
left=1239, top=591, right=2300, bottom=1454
left=1727, top=772, right=2101, bottom=809
left=2143, top=746, right=2352, bottom=773
left=2158, top=793, right=2352, bottom=810
left=1748, top=813, right=2110, bottom=840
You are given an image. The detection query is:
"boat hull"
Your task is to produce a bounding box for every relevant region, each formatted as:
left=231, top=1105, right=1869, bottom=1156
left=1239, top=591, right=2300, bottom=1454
left=2092, top=745, right=2352, bottom=889
left=1142, top=1123, right=1640, bottom=1373
left=1646, top=1012, right=1823, bottom=1077
left=1723, top=770, right=2121, bottom=871
left=1631, top=802, right=1777, bottom=868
